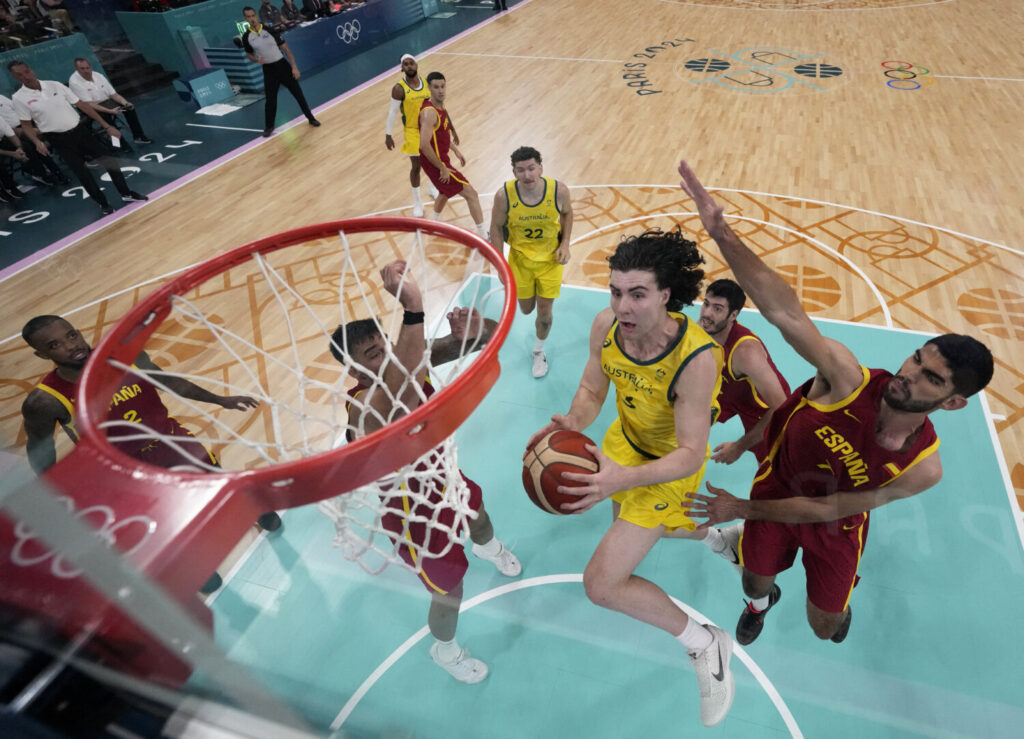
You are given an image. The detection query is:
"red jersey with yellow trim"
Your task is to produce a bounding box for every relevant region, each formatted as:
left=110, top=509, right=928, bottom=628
left=716, top=321, right=790, bottom=427
left=346, top=378, right=482, bottom=594
left=419, top=99, right=453, bottom=167
left=754, top=366, right=939, bottom=501
left=35, top=367, right=200, bottom=462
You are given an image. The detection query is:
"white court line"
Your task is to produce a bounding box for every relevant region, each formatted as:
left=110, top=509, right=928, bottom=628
left=978, top=392, right=1024, bottom=555
left=11, top=181, right=1016, bottom=344
left=934, top=75, right=1024, bottom=82
left=185, top=123, right=265, bottom=132
left=435, top=51, right=623, bottom=63
left=329, top=574, right=804, bottom=738
left=569, top=210, right=895, bottom=328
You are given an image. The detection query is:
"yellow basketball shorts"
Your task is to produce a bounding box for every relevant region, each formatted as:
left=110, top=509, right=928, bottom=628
left=508, top=249, right=563, bottom=301
left=602, top=423, right=708, bottom=532
left=401, top=126, right=420, bottom=156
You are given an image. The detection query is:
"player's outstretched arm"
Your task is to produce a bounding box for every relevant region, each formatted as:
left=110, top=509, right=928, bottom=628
left=133, top=352, right=259, bottom=410
left=21, top=392, right=61, bottom=475
left=555, top=181, right=573, bottom=265
left=526, top=308, right=612, bottom=453
left=678, top=160, right=863, bottom=399
left=381, top=259, right=427, bottom=390
left=691, top=452, right=942, bottom=526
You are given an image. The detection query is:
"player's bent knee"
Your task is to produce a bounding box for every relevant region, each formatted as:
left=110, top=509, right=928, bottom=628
left=582, top=565, right=617, bottom=608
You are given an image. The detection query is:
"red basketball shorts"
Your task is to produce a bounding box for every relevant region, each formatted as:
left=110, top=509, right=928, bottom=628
left=383, top=471, right=483, bottom=595
left=740, top=511, right=869, bottom=613
left=419, top=154, right=468, bottom=199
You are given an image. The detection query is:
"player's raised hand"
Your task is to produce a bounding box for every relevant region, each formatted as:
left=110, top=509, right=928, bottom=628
left=677, top=160, right=728, bottom=240
left=558, top=445, right=629, bottom=513
left=220, top=395, right=260, bottom=411
left=524, top=414, right=576, bottom=456
left=447, top=306, right=484, bottom=341
left=380, top=260, right=423, bottom=311
left=686, top=481, right=746, bottom=528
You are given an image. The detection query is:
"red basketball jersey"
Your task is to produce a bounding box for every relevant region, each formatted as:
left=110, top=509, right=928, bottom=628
left=419, top=99, right=453, bottom=167
left=716, top=321, right=791, bottom=427
left=35, top=367, right=198, bottom=462
left=345, top=378, right=481, bottom=558
left=754, top=367, right=939, bottom=501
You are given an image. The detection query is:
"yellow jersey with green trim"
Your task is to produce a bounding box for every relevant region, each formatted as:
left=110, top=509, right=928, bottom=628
left=399, top=77, right=429, bottom=132
left=601, top=312, right=723, bottom=459
left=503, top=177, right=562, bottom=262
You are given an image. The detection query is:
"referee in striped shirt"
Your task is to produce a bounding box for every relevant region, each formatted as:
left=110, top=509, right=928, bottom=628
left=241, top=6, right=321, bottom=137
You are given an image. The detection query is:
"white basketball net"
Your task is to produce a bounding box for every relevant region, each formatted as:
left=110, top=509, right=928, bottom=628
left=90, top=225, right=506, bottom=577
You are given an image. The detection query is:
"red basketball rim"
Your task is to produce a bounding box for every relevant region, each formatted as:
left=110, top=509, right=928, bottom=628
left=75, top=217, right=516, bottom=507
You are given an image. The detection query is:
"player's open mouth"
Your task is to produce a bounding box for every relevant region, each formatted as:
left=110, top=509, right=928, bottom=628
left=619, top=321, right=635, bottom=331
left=72, top=351, right=89, bottom=361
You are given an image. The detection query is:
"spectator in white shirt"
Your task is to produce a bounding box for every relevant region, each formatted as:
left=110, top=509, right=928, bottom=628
left=69, top=58, right=152, bottom=146
left=9, top=60, right=148, bottom=216
left=0, top=92, right=67, bottom=187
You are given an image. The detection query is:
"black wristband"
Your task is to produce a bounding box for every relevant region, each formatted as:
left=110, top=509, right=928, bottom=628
left=403, top=310, right=425, bottom=325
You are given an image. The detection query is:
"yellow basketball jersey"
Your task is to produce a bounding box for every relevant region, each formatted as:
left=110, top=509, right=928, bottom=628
left=601, top=313, right=723, bottom=459
left=503, top=177, right=562, bottom=262
left=399, top=76, right=429, bottom=130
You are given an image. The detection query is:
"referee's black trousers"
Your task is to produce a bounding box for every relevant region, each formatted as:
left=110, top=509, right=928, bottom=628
left=47, top=122, right=130, bottom=206
left=262, top=58, right=315, bottom=129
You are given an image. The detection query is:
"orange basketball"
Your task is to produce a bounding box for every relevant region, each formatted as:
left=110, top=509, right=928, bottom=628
left=522, top=430, right=599, bottom=515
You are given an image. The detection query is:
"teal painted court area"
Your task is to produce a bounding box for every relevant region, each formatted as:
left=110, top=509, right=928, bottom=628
left=203, top=285, right=1024, bottom=738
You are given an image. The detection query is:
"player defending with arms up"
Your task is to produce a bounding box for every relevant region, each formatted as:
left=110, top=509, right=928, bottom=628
left=418, top=72, right=487, bottom=240
left=526, top=228, right=736, bottom=727
left=333, top=261, right=521, bottom=684
left=489, top=146, right=573, bottom=379
left=679, top=160, right=994, bottom=646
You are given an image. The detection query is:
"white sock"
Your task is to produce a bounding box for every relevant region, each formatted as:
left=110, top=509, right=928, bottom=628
left=412, top=187, right=422, bottom=206
left=473, top=222, right=488, bottom=239
left=676, top=618, right=713, bottom=654
left=749, top=593, right=771, bottom=611
left=428, top=181, right=439, bottom=198
left=475, top=537, right=501, bottom=556
left=428, top=208, right=441, bottom=221
left=434, top=637, right=462, bottom=662
left=703, top=527, right=725, bottom=552
left=533, top=338, right=545, bottom=353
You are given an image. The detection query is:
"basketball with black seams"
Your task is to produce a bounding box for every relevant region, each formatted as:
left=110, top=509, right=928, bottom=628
left=523, top=430, right=599, bottom=515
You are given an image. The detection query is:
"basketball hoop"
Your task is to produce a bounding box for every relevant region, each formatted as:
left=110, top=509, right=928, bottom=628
left=0, top=217, right=514, bottom=687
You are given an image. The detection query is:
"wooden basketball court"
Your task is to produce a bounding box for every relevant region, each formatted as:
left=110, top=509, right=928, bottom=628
left=1, top=0, right=1022, bottom=734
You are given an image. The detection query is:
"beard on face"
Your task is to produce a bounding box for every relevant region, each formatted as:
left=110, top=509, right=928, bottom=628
left=55, top=348, right=92, bottom=371
left=881, top=376, right=947, bottom=414
left=700, top=315, right=729, bottom=336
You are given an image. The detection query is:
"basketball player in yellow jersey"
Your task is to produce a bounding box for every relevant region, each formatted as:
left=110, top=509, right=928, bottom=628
left=489, top=146, right=573, bottom=378
left=384, top=53, right=442, bottom=217
left=526, top=228, right=737, bottom=728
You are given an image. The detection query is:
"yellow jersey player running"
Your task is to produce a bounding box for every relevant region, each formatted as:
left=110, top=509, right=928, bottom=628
left=526, top=227, right=737, bottom=728
left=384, top=53, right=441, bottom=216
left=488, top=146, right=573, bottom=378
